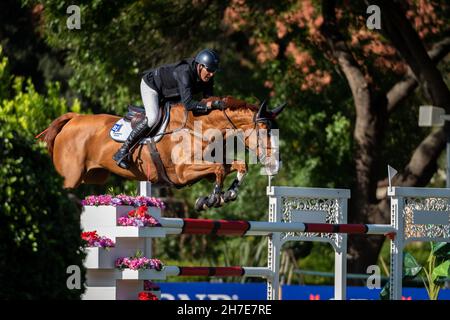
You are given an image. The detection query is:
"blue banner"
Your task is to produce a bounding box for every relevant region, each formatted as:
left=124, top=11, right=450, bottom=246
left=159, top=282, right=450, bottom=300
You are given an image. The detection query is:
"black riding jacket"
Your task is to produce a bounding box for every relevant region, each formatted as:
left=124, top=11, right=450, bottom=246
left=142, top=58, right=214, bottom=111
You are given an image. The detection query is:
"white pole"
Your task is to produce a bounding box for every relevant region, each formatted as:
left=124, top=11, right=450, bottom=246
left=390, top=194, right=404, bottom=300
left=447, top=140, right=450, bottom=188
left=334, top=198, right=347, bottom=300
left=242, top=267, right=273, bottom=278
left=366, top=224, right=396, bottom=234
left=140, top=181, right=153, bottom=259
left=267, top=192, right=282, bottom=300
left=139, top=181, right=152, bottom=197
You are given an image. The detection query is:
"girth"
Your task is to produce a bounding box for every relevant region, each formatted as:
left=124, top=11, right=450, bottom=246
left=146, top=138, right=182, bottom=188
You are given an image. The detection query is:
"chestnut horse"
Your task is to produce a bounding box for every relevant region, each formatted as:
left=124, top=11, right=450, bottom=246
left=38, top=96, right=285, bottom=210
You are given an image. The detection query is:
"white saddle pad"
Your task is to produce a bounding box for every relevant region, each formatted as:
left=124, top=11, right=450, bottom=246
left=109, top=104, right=170, bottom=144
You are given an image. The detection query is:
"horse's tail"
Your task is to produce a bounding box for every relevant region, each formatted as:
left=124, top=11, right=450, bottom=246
left=36, top=112, right=79, bottom=157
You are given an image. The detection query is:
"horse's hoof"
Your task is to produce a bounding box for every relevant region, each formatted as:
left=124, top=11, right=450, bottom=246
left=207, top=193, right=222, bottom=208
left=224, top=190, right=238, bottom=202
left=195, top=196, right=208, bottom=211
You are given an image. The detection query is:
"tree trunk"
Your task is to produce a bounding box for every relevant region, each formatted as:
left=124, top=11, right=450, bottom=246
left=321, top=0, right=389, bottom=276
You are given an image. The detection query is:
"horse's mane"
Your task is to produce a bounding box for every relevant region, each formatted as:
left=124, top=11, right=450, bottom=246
left=172, top=96, right=259, bottom=112
left=220, top=96, right=259, bottom=111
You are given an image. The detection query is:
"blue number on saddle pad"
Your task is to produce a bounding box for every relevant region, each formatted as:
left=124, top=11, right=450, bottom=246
left=111, top=124, right=122, bottom=132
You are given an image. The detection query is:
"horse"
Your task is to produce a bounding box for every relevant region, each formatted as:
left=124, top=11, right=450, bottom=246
left=37, top=96, right=286, bottom=210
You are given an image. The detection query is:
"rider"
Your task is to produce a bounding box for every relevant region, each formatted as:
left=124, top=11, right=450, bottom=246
left=113, top=48, right=224, bottom=169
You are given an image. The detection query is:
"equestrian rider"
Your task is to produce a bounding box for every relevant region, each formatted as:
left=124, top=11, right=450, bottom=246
left=113, top=48, right=224, bottom=169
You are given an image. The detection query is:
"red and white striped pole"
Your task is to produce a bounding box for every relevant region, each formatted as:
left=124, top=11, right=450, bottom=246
left=159, top=218, right=396, bottom=236
left=163, top=266, right=272, bottom=278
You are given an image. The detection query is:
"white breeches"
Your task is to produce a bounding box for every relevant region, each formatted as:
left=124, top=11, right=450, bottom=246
left=140, top=79, right=160, bottom=128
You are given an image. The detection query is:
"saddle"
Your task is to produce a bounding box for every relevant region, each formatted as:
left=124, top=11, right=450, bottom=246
left=110, top=102, right=171, bottom=143
left=110, top=102, right=178, bottom=187
left=124, top=105, right=146, bottom=129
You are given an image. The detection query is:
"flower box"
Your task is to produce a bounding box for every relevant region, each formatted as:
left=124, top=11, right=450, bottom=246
left=85, top=247, right=117, bottom=269
left=82, top=286, right=117, bottom=300
left=85, top=226, right=167, bottom=241
left=81, top=205, right=161, bottom=229
left=83, top=282, right=161, bottom=300
left=81, top=193, right=167, bottom=300
left=84, top=269, right=164, bottom=299
left=85, top=238, right=152, bottom=269
left=116, top=269, right=167, bottom=280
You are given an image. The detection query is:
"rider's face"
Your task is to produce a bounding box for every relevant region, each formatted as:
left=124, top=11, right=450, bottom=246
left=198, top=64, right=215, bottom=82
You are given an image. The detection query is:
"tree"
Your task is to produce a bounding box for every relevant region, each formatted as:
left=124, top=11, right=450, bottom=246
left=23, top=0, right=234, bottom=113
left=0, top=0, right=73, bottom=95
left=320, top=0, right=450, bottom=273
left=221, top=0, right=450, bottom=274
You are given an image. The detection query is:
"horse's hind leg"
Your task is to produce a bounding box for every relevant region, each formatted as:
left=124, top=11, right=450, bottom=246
left=60, top=163, right=85, bottom=189
left=53, top=142, right=85, bottom=189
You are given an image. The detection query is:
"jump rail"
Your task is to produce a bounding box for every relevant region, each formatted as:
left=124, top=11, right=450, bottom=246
left=159, top=218, right=395, bottom=236
left=81, top=184, right=450, bottom=300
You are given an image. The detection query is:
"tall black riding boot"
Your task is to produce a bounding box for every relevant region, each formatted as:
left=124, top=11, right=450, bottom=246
left=113, top=118, right=149, bottom=169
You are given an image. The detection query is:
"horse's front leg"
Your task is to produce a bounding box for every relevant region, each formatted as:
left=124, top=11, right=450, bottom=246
left=195, top=165, right=225, bottom=211
left=223, top=161, right=247, bottom=203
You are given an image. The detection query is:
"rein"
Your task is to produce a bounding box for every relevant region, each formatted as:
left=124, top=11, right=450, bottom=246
left=143, top=105, right=272, bottom=165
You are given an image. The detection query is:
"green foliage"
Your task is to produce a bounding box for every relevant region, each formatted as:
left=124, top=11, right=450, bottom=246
left=0, top=48, right=80, bottom=139
left=426, top=243, right=450, bottom=299
left=0, top=46, right=85, bottom=299
left=25, top=0, right=230, bottom=113
left=0, top=48, right=10, bottom=99
left=296, top=243, right=335, bottom=285
left=380, top=242, right=450, bottom=300
left=0, top=122, right=85, bottom=299
left=403, top=252, right=423, bottom=279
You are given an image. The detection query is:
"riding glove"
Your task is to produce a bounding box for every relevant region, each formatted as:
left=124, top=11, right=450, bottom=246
left=211, top=100, right=225, bottom=110
left=192, top=104, right=209, bottom=113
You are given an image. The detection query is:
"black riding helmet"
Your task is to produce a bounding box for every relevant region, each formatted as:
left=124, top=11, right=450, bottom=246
left=195, top=49, right=220, bottom=72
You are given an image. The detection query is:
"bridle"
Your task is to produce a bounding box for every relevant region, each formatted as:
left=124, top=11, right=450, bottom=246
left=221, top=107, right=275, bottom=165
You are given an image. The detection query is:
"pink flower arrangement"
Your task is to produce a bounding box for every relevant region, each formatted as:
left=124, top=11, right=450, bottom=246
left=81, top=231, right=115, bottom=248
left=117, top=205, right=161, bottom=227
left=81, top=194, right=165, bottom=209
left=115, top=252, right=163, bottom=271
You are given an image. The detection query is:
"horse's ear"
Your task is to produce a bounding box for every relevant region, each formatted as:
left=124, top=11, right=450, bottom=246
left=256, top=100, right=268, bottom=118
left=270, top=102, right=287, bottom=118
